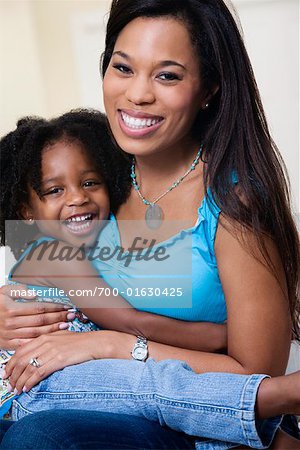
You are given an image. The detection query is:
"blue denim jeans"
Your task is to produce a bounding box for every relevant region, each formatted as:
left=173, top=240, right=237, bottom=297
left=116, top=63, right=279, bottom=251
left=10, top=358, right=281, bottom=449
left=1, top=410, right=196, bottom=449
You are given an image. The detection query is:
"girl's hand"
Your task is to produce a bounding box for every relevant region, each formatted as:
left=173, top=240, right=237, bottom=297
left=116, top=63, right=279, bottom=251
left=0, top=285, right=74, bottom=349
left=3, top=330, right=106, bottom=394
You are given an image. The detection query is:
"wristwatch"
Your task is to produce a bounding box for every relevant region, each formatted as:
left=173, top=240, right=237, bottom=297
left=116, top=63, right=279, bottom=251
left=131, top=336, right=148, bottom=362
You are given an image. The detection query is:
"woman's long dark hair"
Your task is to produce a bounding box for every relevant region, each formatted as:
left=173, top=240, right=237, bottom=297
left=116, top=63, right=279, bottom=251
left=101, top=0, right=300, bottom=340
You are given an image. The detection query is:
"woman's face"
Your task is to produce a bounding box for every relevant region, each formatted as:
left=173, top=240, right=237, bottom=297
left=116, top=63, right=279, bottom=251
left=103, top=17, right=205, bottom=157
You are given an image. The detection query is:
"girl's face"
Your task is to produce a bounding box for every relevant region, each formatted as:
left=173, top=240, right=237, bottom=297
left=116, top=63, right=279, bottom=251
left=103, top=17, right=205, bottom=157
left=23, top=139, right=110, bottom=247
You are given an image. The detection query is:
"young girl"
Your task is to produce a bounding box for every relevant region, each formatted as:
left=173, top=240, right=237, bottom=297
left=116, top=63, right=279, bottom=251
left=0, top=109, right=227, bottom=416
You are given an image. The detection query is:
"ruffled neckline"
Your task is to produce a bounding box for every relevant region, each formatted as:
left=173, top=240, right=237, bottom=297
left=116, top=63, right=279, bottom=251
left=108, top=190, right=220, bottom=254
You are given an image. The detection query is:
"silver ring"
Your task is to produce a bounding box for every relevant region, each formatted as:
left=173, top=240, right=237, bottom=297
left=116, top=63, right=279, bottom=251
left=29, top=357, right=41, bottom=368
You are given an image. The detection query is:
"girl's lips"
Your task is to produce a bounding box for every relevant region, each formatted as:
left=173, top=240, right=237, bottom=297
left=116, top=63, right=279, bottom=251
left=118, top=110, right=164, bottom=138
left=63, top=213, right=99, bottom=236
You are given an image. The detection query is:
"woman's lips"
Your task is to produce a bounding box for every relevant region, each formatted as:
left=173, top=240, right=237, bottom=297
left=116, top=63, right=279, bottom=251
left=118, top=110, right=164, bottom=138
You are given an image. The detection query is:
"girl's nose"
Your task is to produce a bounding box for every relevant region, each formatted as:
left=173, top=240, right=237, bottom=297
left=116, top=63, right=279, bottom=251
left=66, top=188, right=89, bottom=207
left=125, top=76, right=155, bottom=105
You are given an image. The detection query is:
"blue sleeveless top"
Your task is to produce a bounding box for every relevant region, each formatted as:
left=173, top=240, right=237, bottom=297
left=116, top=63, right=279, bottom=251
left=92, top=190, right=226, bottom=324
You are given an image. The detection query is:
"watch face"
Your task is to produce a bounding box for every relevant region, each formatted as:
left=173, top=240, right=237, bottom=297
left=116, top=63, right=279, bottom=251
left=133, top=346, right=147, bottom=361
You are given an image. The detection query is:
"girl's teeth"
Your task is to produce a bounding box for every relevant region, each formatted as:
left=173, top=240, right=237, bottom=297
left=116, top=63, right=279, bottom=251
left=68, top=214, right=92, bottom=223
left=121, top=112, right=162, bottom=129
left=66, top=221, right=92, bottom=232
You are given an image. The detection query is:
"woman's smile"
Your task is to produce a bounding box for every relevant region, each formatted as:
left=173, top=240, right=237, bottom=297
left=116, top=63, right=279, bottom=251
left=118, top=109, right=165, bottom=138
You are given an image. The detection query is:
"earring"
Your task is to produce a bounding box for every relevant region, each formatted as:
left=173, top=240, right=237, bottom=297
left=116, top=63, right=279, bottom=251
left=203, top=103, right=209, bottom=110
left=26, top=217, right=35, bottom=225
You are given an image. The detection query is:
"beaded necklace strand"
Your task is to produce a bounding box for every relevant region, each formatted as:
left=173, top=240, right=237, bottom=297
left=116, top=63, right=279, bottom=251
left=130, top=145, right=203, bottom=229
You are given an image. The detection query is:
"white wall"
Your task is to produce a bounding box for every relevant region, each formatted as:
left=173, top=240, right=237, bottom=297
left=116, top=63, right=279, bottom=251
left=233, top=0, right=299, bottom=213
left=0, top=0, right=110, bottom=131
left=0, top=1, right=47, bottom=126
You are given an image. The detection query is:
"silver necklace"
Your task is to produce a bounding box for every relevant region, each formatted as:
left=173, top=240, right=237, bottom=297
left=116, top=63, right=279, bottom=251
left=130, top=145, right=203, bottom=229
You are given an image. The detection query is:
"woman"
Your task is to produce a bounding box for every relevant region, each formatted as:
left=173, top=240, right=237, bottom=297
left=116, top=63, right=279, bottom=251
left=0, top=0, right=299, bottom=448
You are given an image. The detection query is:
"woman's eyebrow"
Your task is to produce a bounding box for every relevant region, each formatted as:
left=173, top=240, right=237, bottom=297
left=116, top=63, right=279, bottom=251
left=112, top=50, right=130, bottom=60
left=157, top=60, right=186, bottom=70
left=112, top=51, right=186, bottom=70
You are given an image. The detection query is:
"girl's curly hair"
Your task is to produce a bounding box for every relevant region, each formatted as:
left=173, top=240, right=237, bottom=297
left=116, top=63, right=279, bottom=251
left=0, top=109, right=131, bottom=258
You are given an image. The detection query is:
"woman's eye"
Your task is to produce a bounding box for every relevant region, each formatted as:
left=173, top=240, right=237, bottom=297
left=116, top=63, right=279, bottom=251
left=112, top=64, right=132, bottom=75
left=42, top=187, right=63, bottom=196
left=157, top=72, right=180, bottom=81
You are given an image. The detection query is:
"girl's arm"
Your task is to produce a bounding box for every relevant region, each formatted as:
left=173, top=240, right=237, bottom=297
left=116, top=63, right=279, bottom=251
left=12, top=241, right=226, bottom=352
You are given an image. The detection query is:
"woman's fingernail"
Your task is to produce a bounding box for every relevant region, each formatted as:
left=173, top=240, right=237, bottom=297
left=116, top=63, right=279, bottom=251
left=59, top=322, right=69, bottom=330
left=13, top=388, right=19, bottom=396
left=1, top=369, right=7, bottom=379
left=22, top=386, right=28, bottom=393
left=7, top=384, right=13, bottom=393
left=67, top=312, right=76, bottom=320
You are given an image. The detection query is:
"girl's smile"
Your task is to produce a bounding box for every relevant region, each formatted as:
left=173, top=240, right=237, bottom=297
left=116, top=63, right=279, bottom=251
left=23, top=139, right=110, bottom=247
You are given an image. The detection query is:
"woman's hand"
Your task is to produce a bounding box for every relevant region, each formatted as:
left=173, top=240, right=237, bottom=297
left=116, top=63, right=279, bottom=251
left=0, top=285, right=74, bottom=349
left=3, top=330, right=107, bottom=394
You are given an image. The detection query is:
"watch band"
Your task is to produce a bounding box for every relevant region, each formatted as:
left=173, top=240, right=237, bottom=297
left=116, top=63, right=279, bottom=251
left=136, top=336, right=147, bottom=346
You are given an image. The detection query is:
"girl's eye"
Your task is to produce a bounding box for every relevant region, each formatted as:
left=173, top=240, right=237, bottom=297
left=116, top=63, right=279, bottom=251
left=157, top=72, right=180, bottom=81
left=42, top=187, right=63, bottom=196
left=83, top=180, right=102, bottom=188
left=112, top=64, right=132, bottom=75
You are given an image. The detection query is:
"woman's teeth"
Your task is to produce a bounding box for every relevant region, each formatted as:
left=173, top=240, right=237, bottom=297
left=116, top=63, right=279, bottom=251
left=121, top=112, right=162, bottom=129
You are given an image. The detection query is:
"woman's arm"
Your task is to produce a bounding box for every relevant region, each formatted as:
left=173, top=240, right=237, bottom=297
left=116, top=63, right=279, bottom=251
left=13, top=241, right=226, bottom=352
left=100, top=217, right=291, bottom=376
left=5, top=214, right=290, bottom=378
left=7, top=217, right=291, bottom=391
left=2, top=218, right=292, bottom=393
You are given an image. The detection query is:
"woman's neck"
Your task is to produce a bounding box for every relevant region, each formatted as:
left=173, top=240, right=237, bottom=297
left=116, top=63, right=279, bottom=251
left=133, top=141, right=202, bottom=188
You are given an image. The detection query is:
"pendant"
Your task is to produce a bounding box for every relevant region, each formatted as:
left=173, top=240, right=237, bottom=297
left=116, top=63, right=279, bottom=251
left=145, top=204, right=163, bottom=229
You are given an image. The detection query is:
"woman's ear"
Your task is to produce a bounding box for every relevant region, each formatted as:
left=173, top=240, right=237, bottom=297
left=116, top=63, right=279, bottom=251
left=201, top=84, right=220, bottom=110
left=19, top=204, right=35, bottom=225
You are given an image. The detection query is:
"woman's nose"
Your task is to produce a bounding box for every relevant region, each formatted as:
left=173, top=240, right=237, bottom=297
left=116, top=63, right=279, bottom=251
left=125, top=76, right=155, bottom=105
left=66, top=188, right=89, bottom=207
